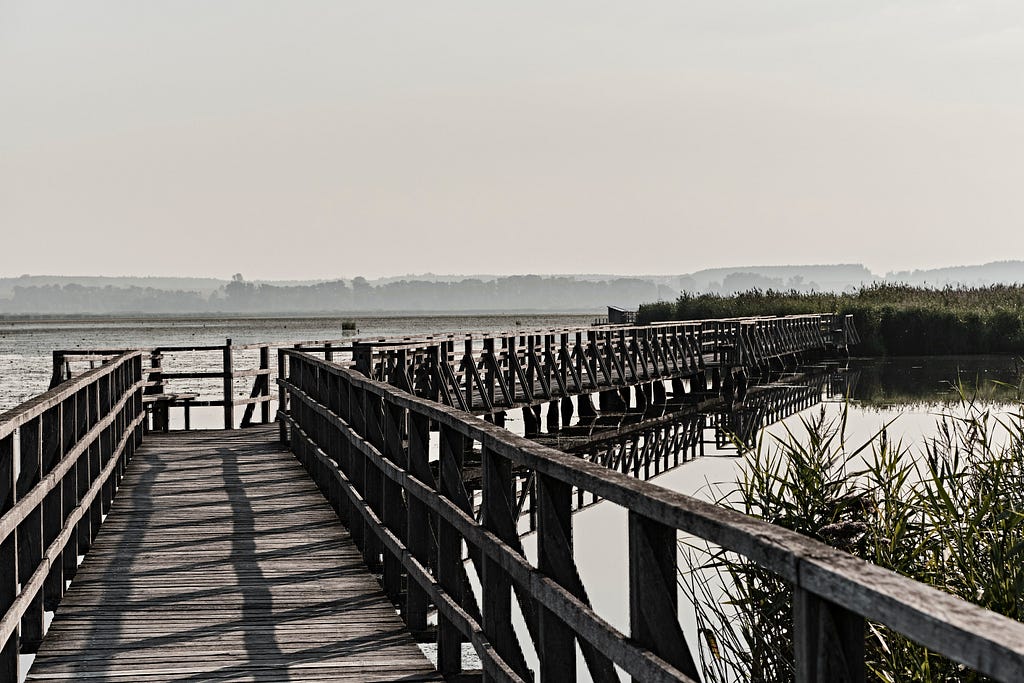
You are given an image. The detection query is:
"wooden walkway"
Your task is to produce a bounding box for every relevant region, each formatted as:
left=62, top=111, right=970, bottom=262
left=27, top=426, right=441, bottom=682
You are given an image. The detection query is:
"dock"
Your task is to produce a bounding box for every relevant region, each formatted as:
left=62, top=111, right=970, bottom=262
left=3, top=317, right=1023, bottom=683
left=26, top=426, right=440, bottom=682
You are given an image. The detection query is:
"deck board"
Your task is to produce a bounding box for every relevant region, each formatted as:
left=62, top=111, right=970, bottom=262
left=28, top=426, right=441, bottom=682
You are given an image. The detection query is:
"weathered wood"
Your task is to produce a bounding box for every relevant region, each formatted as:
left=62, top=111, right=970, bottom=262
left=481, top=446, right=530, bottom=681
left=628, top=512, right=699, bottom=682
left=405, top=411, right=433, bottom=632
left=794, top=585, right=865, bottom=683
left=437, top=425, right=466, bottom=676
left=0, top=433, right=16, bottom=680
left=279, top=348, right=1024, bottom=683
left=222, top=338, right=234, bottom=429
left=346, top=315, right=854, bottom=415
left=27, top=427, right=441, bottom=682
left=536, top=473, right=574, bottom=683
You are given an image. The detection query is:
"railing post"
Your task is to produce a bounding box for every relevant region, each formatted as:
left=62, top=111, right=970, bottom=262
left=16, top=416, right=43, bottom=654
left=353, top=342, right=372, bottom=376
left=437, top=424, right=465, bottom=676
left=793, top=586, right=865, bottom=683
left=481, top=446, right=530, bottom=681
left=259, top=345, right=270, bottom=424
left=48, top=350, right=65, bottom=390
left=627, top=511, right=698, bottom=682
left=222, top=338, right=234, bottom=430
left=361, top=390, right=384, bottom=572
left=381, top=402, right=406, bottom=602
left=537, top=473, right=575, bottom=682
left=0, top=432, right=17, bottom=679
left=277, top=350, right=289, bottom=444
left=405, top=412, right=432, bottom=633
left=42, top=403, right=65, bottom=611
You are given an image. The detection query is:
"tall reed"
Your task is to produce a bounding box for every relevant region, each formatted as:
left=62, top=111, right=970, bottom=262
left=681, top=386, right=1024, bottom=682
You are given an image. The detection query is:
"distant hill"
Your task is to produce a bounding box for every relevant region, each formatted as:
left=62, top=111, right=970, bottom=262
left=686, top=264, right=877, bottom=294
left=3, top=263, right=1023, bottom=316
left=0, top=275, right=228, bottom=297
left=885, top=261, right=1024, bottom=287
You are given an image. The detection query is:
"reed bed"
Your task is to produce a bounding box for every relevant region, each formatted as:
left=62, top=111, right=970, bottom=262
left=638, top=284, right=1024, bottom=355
left=681, top=385, right=1024, bottom=682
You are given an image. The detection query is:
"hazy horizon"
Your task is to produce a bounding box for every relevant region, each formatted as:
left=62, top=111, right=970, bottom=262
left=4, top=2, right=1024, bottom=279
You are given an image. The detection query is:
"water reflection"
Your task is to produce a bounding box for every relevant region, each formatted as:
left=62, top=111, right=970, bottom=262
left=845, top=354, right=1023, bottom=408
left=508, top=355, right=1023, bottom=534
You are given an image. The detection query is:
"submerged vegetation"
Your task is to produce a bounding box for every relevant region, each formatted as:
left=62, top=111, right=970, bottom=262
left=682, top=385, right=1024, bottom=682
left=638, top=284, right=1024, bottom=355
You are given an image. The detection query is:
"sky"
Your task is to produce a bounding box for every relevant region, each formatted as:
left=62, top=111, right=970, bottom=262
left=2, top=1, right=1024, bottom=280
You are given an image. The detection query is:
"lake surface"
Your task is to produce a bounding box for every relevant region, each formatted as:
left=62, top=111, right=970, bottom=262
left=4, top=315, right=1020, bottom=681
left=0, top=313, right=595, bottom=412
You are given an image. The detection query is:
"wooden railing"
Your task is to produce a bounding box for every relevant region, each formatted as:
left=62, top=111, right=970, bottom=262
left=350, top=314, right=856, bottom=414
left=278, top=348, right=1024, bottom=683
left=50, top=338, right=352, bottom=430
left=0, top=351, right=145, bottom=679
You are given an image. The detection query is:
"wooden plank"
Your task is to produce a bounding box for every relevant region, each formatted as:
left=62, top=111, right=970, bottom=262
left=27, top=427, right=440, bottom=682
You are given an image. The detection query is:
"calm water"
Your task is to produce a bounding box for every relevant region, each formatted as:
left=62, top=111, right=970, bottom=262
left=0, top=313, right=595, bottom=412
left=4, top=316, right=1020, bottom=681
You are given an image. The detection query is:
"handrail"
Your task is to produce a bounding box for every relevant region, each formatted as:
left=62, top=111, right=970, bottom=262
left=50, top=338, right=351, bottom=430
left=47, top=315, right=856, bottom=430
left=277, top=347, right=1024, bottom=682
left=350, top=314, right=855, bottom=414
left=0, top=351, right=145, bottom=679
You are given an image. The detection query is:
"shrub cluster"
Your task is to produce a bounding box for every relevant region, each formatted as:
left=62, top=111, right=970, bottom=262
left=637, top=284, right=1024, bottom=355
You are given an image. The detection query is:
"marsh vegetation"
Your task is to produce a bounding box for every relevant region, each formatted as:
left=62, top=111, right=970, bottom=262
left=639, top=284, right=1024, bottom=355
left=682, top=383, right=1024, bottom=682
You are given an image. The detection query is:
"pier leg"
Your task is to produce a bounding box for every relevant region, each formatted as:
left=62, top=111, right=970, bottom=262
left=722, top=369, right=735, bottom=405
left=710, top=368, right=722, bottom=393
left=560, top=397, right=574, bottom=425
left=494, top=411, right=506, bottom=429
left=546, top=401, right=560, bottom=433
left=734, top=370, right=748, bottom=405
left=522, top=407, right=540, bottom=437
left=600, top=389, right=625, bottom=412
left=619, top=387, right=632, bottom=409
left=578, top=393, right=597, bottom=418
left=671, top=378, right=686, bottom=398
left=636, top=383, right=652, bottom=409
left=653, top=381, right=667, bottom=404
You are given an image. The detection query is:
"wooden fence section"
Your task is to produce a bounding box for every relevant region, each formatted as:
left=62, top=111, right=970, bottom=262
left=0, top=351, right=145, bottom=680
left=278, top=348, right=1024, bottom=683
left=352, top=314, right=856, bottom=414
left=50, top=337, right=351, bottom=431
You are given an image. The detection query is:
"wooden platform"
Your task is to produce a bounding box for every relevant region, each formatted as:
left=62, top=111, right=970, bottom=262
left=27, top=426, right=441, bottom=682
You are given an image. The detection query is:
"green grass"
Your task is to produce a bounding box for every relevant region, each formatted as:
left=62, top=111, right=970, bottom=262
left=681, top=385, right=1024, bottom=682
left=638, top=284, right=1024, bottom=355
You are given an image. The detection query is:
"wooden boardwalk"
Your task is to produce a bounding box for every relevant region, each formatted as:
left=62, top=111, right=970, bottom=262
left=27, top=426, right=441, bottom=682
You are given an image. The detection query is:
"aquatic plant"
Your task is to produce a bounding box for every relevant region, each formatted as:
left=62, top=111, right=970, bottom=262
left=638, top=284, right=1024, bottom=355
left=681, top=385, right=1024, bottom=682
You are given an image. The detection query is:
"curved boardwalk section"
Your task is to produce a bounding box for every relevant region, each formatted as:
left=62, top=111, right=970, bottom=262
left=27, top=426, right=440, bottom=682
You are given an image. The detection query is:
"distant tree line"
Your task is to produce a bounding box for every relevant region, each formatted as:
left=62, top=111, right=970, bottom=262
left=0, top=274, right=676, bottom=315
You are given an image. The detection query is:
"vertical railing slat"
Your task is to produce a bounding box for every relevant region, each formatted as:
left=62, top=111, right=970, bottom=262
left=627, top=511, right=699, bottom=682
left=794, top=586, right=865, bottom=683
left=0, top=433, right=17, bottom=680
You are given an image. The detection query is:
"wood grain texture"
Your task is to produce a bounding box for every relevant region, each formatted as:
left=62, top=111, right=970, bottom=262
left=28, top=426, right=441, bottom=682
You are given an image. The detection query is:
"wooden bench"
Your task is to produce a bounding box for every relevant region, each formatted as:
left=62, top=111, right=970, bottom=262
left=142, top=392, right=198, bottom=432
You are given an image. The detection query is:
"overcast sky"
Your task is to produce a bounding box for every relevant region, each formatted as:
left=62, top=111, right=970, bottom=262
left=2, top=1, right=1023, bottom=280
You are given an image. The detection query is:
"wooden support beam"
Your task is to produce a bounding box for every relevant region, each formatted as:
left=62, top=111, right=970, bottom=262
left=628, top=511, right=699, bottom=682
left=794, top=587, right=865, bottom=683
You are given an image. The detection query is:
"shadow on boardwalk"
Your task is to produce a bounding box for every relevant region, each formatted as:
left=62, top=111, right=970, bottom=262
left=26, top=427, right=441, bottom=682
